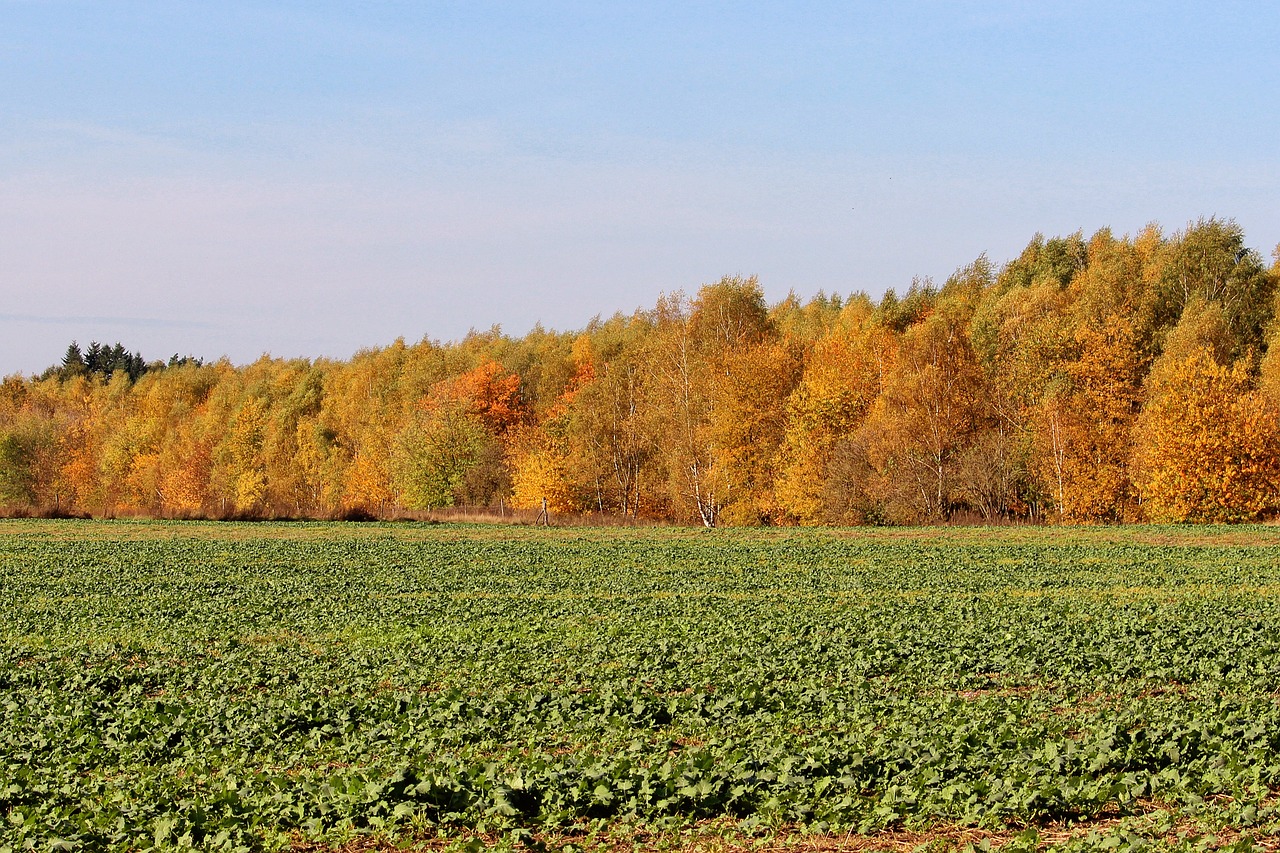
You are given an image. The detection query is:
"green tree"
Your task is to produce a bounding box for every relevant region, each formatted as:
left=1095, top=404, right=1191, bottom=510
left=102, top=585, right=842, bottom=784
left=393, top=400, right=490, bottom=509
left=1142, top=218, right=1275, bottom=359
left=0, top=432, right=31, bottom=505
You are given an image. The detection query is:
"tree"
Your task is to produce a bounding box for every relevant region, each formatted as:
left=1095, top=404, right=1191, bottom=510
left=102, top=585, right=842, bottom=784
left=1030, top=314, right=1144, bottom=522
left=293, top=416, right=343, bottom=515
left=642, top=278, right=773, bottom=526
left=564, top=342, right=650, bottom=516
left=1142, top=218, right=1275, bottom=359
left=61, top=343, right=86, bottom=378
left=0, top=432, right=31, bottom=505
left=390, top=361, right=523, bottom=510
left=393, top=398, right=490, bottom=509
left=775, top=302, right=891, bottom=524
left=1134, top=350, right=1280, bottom=522
left=705, top=340, right=801, bottom=524
left=3, top=219, right=1276, bottom=526
left=446, top=361, right=526, bottom=436
left=953, top=428, right=1026, bottom=520
left=509, top=426, right=579, bottom=514
left=320, top=344, right=410, bottom=516
left=1132, top=299, right=1280, bottom=521
left=214, top=396, right=269, bottom=515
left=858, top=300, right=983, bottom=523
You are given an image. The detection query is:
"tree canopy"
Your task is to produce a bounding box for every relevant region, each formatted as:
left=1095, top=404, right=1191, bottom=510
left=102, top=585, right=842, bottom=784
left=4, top=219, right=1279, bottom=524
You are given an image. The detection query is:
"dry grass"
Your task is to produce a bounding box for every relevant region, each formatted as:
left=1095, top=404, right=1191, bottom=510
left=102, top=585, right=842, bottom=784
left=4, top=516, right=1280, bottom=549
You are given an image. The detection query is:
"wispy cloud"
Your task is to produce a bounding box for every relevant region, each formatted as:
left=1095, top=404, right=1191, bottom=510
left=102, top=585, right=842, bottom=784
left=0, top=313, right=212, bottom=330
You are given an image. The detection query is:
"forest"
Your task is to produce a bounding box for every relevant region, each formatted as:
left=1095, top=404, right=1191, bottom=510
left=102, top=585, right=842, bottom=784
left=2, top=218, right=1279, bottom=526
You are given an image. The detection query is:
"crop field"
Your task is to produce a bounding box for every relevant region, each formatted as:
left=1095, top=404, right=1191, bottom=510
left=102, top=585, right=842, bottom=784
left=3, top=522, right=1280, bottom=853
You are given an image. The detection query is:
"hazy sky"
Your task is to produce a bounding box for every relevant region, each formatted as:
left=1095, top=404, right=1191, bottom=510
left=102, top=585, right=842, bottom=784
left=3, top=1, right=1278, bottom=375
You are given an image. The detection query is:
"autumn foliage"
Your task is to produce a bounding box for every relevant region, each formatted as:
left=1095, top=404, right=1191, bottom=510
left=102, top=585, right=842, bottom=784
left=3, top=218, right=1279, bottom=525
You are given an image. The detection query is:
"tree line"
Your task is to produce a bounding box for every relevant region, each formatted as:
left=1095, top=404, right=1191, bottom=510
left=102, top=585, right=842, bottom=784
left=41, top=342, right=205, bottom=384
left=2, top=218, right=1279, bottom=524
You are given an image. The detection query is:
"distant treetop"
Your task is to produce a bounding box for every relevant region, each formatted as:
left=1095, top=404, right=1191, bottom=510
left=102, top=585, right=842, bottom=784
left=43, top=341, right=203, bottom=383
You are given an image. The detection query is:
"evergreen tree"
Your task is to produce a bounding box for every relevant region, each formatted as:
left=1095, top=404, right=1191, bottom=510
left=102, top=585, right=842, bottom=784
left=61, top=342, right=86, bottom=378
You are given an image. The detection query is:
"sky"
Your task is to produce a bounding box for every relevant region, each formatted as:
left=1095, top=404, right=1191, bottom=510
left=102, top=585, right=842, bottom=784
left=2, top=1, right=1278, bottom=375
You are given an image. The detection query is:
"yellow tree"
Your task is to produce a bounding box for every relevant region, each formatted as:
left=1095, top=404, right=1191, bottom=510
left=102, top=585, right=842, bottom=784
left=319, top=345, right=410, bottom=516
left=292, top=415, right=344, bottom=515
left=98, top=362, right=219, bottom=515
left=859, top=299, right=983, bottom=523
left=92, top=372, right=151, bottom=515
left=213, top=394, right=269, bottom=515
left=0, top=376, right=71, bottom=513
left=641, top=278, right=773, bottom=526
left=1030, top=314, right=1144, bottom=522
left=508, top=336, right=601, bottom=515
left=158, top=419, right=215, bottom=516
left=0, top=387, right=64, bottom=511
left=250, top=359, right=326, bottom=516
left=1133, top=298, right=1280, bottom=521
left=706, top=340, right=802, bottom=525
left=561, top=325, right=653, bottom=517
left=775, top=301, right=892, bottom=524
left=1134, top=349, right=1280, bottom=521
left=43, top=374, right=109, bottom=515
left=508, top=426, right=579, bottom=513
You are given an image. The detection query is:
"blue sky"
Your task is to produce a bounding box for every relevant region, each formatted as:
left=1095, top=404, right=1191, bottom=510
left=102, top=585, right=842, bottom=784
left=3, top=1, right=1278, bottom=374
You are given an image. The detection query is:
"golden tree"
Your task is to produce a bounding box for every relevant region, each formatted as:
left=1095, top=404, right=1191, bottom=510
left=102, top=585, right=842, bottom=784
left=1134, top=348, right=1280, bottom=521
left=775, top=303, right=891, bottom=524
left=1031, top=314, right=1144, bottom=522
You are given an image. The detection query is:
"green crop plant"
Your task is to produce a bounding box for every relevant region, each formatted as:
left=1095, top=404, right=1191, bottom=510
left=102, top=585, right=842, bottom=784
left=2, top=521, right=1280, bottom=851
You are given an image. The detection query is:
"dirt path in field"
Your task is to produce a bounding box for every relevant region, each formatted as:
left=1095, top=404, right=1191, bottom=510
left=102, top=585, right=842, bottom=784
left=289, top=809, right=1280, bottom=852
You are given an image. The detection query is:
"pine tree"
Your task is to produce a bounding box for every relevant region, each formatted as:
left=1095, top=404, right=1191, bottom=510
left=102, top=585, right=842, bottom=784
left=60, top=342, right=86, bottom=378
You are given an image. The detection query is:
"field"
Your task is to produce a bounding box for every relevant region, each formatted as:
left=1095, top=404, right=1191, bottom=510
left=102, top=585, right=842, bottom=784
left=3, top=521, right=1280, bottom=852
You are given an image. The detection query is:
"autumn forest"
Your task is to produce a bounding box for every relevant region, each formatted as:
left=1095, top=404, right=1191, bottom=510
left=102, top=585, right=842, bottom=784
left=3, top=218, right=1279, bottom=526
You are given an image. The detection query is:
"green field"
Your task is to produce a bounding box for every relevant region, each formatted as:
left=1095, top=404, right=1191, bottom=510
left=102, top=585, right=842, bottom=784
left=3, top=521, right=1280, bottom=852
